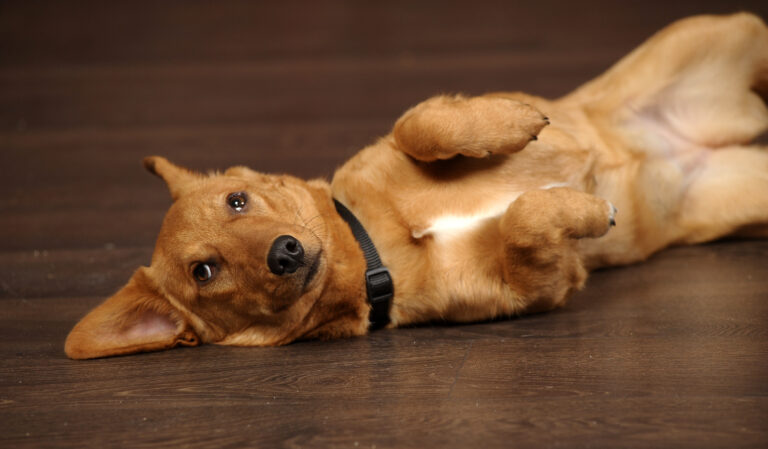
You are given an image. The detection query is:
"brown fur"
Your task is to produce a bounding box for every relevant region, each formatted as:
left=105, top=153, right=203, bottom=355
left=66, top=13, right=768, bottom=359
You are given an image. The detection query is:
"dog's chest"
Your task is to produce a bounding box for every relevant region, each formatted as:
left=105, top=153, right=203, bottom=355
left=409, top=183, right=567, bottom=242
left=410, top=200, right=511, bottom=241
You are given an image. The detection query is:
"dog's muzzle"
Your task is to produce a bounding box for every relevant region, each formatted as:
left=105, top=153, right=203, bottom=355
left=267, top=235, right=304, bottom=275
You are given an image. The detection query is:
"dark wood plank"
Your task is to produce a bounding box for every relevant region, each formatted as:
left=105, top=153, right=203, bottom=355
left=5, top=0, right=755, bottom=66
left=2, top=241, right=767, bottom=448
left=3, top=0, right=766, bottom=133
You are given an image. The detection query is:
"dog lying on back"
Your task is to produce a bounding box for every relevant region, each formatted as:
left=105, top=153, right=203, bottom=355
left=66, top=13, right=768, bottom=359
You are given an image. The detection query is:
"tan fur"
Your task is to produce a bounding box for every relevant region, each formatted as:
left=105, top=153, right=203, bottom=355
left=66, top=13, right=768, bottom=359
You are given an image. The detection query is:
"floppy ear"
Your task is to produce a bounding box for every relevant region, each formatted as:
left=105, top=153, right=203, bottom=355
left=143, top=156, right=201, bottom=201
left=65, top=268, right=200, bottom=359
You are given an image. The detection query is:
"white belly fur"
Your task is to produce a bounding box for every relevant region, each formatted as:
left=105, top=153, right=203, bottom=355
left=412, top=183, right=569, bottom=242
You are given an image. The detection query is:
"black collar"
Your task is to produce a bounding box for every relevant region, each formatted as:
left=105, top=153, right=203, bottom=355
left=333, top=199, right=393, bottom=329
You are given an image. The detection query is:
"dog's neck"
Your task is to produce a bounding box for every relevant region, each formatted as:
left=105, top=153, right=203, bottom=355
left=289, top=183, right=377, bottom=341
left=333, top=199, right=393, bottom=329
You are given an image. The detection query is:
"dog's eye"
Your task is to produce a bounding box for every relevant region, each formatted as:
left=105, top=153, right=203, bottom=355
left=192, top=263, right=216, bottom=283
left=227, top=192, right=247, bottom=212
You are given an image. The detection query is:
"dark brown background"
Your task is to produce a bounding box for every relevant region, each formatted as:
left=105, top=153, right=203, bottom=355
left=2, top=1, right=768, bottom=448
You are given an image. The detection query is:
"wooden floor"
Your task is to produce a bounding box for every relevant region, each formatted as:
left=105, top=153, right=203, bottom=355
left=2, top=1, right=768, bottom=447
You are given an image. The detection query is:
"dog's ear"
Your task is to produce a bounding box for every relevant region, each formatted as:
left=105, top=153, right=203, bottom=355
left=143, top=156, right=200, bottom=201
left=224, top=165, right=261, bottom=178
left=65, top=268, right=200, bottom=359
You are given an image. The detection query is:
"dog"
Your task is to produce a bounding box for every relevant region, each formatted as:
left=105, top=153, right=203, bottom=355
left=65, top=13, right=768, bottom=359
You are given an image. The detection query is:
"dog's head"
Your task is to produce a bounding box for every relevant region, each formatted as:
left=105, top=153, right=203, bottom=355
left=65, top=157, right=369, bottom=359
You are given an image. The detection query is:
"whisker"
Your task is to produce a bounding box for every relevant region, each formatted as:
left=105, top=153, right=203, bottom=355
left=302, top=212, right=333, bottom=241
left=291, top=204, right=304, bottom=227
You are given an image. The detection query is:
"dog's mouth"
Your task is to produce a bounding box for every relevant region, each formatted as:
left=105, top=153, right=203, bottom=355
left=302, top=249, right=323, bottom=290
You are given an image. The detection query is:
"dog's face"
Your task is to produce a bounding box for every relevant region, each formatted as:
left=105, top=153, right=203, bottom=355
left=65, top=157, right=360, bottom=359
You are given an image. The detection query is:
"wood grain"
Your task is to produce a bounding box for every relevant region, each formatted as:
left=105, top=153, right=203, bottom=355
left=1, top=1, right=767, bottom=448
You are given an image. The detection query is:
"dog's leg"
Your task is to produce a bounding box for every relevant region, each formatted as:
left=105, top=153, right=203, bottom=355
left=392, top=94, right=549, bottom=161
left=676, top=146, right=768, bottom=244
left=499, top=188, right=615, bottom=312
left=564, top=13, right=768, bottom=148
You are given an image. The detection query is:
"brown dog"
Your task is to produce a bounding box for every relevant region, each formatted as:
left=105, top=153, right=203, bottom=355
left=66, top=13, right=768, bottom=359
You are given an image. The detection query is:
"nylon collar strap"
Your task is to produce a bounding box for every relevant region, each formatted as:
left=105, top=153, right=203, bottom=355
left=333, top=199, right=393, bottom=330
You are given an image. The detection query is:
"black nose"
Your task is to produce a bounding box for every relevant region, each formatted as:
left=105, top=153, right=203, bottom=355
left=267, top=235, right=304, bottom=275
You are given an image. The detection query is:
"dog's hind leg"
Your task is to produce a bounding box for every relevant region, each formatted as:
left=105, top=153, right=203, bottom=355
left=563, top=13, right=768, bottom=149
left=498, top=188, right=615, bottom=312
left=392, top=94, right=550, bottom=161
left=675, top=146, right=768, bottom=244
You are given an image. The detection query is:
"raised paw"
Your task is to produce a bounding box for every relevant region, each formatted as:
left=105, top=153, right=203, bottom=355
left=498, top=188, right=614, bottom=312
left=392, top=94, right=549, bottom=162
left=501, top=188, right=616, bottom=244
left=470, top=96, right=550, bottom=155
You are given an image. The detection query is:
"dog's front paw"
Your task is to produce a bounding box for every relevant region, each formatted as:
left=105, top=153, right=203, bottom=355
left=501, top=98, right=550, bottom=144
left=503, top=188, right=615, bottom=242
left=392, top=94, right=549, bottom=161
left=467, top=97, right=549, bottom=156
left=568, top=193, right=617, bottom=239
left=608, top=202, right=618, bottom=227
left=559, top=191, right=617, bottom=239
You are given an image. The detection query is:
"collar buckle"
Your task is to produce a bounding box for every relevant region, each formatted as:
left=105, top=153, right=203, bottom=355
left=365, top=267, right=393, bottom=329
